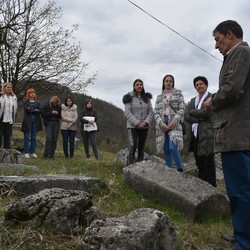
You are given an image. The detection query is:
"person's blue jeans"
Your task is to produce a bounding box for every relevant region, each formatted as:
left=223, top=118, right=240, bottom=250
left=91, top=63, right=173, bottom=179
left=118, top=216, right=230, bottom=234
left=221, top=151, right=250, bottom=250
left=24, top=115, right=37, bottom=154
left=163, top=116, right=182, bottom=170
left=61, top=129, right=76, bottom=157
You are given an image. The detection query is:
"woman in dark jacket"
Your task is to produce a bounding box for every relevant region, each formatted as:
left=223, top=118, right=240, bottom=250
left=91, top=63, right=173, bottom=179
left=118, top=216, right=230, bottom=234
left=122, top=79, right=153, bottom=165
left=41, top=96, right=61, bottom=158
left=184, top=76, right=216, bottom=187
left=80, top=99, right=99, bottom=159
left=21, top=88, right=42, bottom=158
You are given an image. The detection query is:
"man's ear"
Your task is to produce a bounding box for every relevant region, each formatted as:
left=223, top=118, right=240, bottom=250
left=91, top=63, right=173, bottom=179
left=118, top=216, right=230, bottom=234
left=227, top=30, right=234, bottom=40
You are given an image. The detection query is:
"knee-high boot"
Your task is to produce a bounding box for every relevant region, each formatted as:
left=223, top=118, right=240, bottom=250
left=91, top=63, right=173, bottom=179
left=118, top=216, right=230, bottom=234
left=127, top=146, right=135, bottom=165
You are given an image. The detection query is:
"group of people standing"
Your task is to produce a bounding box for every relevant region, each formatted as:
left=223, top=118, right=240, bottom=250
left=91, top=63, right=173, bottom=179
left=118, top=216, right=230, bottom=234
left=0, top=19, right=249, bottom=249
left=123, top=20, right=250, bottom=250
left=123, top=74, right=215, bottom=185
left=0, top=85, right=99, bottom=160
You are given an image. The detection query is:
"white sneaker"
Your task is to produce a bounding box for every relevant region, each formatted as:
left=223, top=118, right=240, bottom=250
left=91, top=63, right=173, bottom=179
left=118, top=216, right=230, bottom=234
left=24, top=154, right=30, bottom=158
left=31, top=153, right=38, bottom=158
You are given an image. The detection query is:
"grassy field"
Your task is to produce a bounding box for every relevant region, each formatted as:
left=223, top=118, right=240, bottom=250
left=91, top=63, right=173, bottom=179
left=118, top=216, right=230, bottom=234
left=0, top=131, right=233, bottom=250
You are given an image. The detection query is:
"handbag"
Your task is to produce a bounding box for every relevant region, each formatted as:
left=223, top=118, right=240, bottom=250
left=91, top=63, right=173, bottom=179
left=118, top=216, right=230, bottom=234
left=169, top=104, right=186, bottom=135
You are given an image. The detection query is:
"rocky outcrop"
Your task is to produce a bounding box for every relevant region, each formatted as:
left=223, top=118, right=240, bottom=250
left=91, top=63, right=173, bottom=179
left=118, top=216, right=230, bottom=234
left=116, top=148, right=165, bottom=166
left=0, top=174, right=107, bottom=196
left=4, top=188, right=99, bottom=234
left=81, top=208, right=179, bottom=250
left=0, top=148, right=26, bottom=164
left=123, top=161, right=230, bottom=221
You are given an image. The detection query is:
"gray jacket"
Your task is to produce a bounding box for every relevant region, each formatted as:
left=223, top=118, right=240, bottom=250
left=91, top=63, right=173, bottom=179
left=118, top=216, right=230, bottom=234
left=122, top=91, right=153, bottom=128
left=211, top=42, right=250, bottom=152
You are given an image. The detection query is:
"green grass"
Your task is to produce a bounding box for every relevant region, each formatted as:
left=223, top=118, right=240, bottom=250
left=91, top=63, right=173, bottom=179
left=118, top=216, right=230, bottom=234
left=0, top=131, right=233, bottom=249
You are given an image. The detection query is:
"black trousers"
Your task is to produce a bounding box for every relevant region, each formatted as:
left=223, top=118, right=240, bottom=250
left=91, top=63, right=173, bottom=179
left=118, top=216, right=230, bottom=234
left=192, top=134, right=216, bottom=187
left=81, top=130, right=99, bottom=159
left=0, top=122, right=13, bottom=149
left=44, top=121, right=60, bottom=157
left=127, top=128, right=148, bottom=165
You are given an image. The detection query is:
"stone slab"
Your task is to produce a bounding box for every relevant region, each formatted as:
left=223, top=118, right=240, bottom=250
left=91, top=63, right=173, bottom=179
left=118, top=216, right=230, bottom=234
left=123, top=161, right=230, bottom=221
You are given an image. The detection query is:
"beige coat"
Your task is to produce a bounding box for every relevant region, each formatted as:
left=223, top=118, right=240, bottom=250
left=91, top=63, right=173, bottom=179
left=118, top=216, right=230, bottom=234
left=60, top=104, right=78, bottom=130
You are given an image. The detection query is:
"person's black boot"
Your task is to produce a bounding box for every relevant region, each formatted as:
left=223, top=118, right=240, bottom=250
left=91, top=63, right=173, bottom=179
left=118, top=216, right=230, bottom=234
left=127, top=147, right=135, bottom=166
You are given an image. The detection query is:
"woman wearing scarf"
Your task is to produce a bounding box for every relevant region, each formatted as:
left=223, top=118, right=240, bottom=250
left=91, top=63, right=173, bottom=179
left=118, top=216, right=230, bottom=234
left=0, top=82, right=18, bottom=149
left=154, top=74, right=185, bottom=172
left=184, top=76, right=216, bottom=187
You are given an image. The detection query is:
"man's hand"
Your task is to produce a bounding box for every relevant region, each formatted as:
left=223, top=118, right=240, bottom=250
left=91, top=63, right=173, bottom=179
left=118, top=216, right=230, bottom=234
left=204, top=97, right=212, bottom=111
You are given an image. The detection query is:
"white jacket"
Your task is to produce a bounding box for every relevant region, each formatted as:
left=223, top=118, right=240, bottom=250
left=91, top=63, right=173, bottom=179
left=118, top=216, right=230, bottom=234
left=0, top=94, right=18, bottom=123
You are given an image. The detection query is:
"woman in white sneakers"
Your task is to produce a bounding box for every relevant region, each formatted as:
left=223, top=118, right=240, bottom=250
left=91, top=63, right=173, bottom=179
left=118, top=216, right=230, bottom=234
left=21, top=88, right=42, bottom=158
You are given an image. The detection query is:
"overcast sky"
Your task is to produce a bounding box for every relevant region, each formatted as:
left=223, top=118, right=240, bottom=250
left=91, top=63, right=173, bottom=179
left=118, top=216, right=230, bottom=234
left=54, top=0, right=250, bottom=109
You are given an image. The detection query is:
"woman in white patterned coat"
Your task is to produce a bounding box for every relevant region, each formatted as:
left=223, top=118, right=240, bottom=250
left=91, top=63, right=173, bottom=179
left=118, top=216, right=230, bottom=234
left=154, top=74, right=185, bottom=172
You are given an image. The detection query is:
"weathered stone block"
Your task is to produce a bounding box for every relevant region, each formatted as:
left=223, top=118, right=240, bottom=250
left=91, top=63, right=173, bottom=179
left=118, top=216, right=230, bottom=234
left=0, top=174, right=107, bottom=196
left=81, top=208, right=179, bottom=250
left=0, top=148, right=26, bottom=164
left=123, top=161, right=230, bottom=221
left=4, top=188, right=99, bottom=234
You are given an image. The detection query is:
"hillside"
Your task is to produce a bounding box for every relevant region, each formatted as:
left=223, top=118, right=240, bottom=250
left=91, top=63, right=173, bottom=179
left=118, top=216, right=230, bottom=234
left=15, top=83, right=156, bottom=153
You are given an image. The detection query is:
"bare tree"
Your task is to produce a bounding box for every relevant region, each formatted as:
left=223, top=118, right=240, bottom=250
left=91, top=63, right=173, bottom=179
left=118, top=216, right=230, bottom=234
left=0, top=0, right=95, bottom=100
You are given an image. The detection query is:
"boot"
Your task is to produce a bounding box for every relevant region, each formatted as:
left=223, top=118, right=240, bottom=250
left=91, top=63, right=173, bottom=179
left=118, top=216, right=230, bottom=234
left=137, top=152, right=144, bottom=162
left=127, top=147, right=135, bottom=166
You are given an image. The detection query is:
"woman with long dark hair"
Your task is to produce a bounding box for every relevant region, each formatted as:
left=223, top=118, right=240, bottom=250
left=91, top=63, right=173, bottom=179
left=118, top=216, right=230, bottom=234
left=61, top=96, right=78, bottom=158
left=122, top=79, right=153, bottom=165
left=80, top=99, right=99, bottom=159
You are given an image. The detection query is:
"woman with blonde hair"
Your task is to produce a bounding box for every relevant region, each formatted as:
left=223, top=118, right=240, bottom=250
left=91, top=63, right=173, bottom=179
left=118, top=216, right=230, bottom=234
left=21, top=88, right=42, bottom=158
left=0, top=82, right=18, bottom=149
left=41, top=96, right=61, bottom=158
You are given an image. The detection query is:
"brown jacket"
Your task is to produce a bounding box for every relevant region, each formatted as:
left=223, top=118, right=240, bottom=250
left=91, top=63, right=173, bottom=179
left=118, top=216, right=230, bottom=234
left=211, top=42, right=250, bottom=152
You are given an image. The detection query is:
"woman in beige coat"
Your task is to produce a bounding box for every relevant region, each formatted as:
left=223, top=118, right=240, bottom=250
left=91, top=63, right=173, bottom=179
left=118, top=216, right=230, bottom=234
left=61, top=96, right=78, bottom=158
